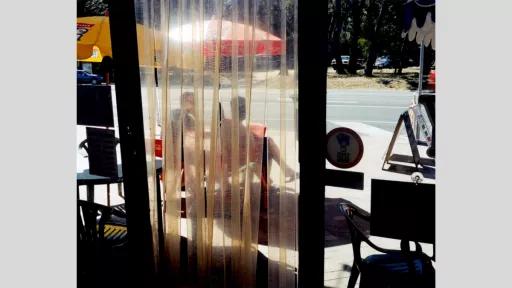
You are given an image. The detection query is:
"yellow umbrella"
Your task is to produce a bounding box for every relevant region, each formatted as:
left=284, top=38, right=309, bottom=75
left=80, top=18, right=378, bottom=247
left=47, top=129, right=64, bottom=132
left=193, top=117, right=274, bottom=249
left=76, top=16, right=169, bottom=67
left=77, top=46, right=103, bottom=63
left=76, top=16, right=199, bottom=69
left=77, top=16, right=112, bottom=60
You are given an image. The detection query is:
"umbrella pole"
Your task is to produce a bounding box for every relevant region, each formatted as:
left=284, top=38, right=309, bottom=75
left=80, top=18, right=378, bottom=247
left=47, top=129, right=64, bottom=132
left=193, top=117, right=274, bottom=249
left=418, top=42, right=424, bottom=94
left=415, top=40, right=425, bottom=139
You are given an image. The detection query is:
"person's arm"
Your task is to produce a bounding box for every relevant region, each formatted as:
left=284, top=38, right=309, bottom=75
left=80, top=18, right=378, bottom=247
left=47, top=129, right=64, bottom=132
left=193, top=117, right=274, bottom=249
left=266, top=136, right=296, bottom=181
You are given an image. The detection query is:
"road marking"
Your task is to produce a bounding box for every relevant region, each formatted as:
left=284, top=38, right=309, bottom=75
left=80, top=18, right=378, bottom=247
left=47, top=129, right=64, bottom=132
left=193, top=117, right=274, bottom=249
left=327, top=93, right=413, bottom=96
left=327, top=90, right=414, bottom=94
left=330, top=120, right=397, bottom=124
left=327, top=104, right=407, bottom=109
left=326, top=100, right=359, bottom=104
left=260, top=118, right=295, bottom=121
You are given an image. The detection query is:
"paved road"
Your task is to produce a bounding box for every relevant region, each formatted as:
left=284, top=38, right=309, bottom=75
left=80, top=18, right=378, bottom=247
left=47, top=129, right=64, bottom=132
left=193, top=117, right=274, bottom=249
left=326, top=89, right=414, bottom=132
left=133, top=87, right=414, bottom=132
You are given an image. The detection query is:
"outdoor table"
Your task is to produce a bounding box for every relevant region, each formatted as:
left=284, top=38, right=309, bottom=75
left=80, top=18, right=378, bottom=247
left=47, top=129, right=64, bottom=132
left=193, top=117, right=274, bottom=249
left=77, top=158, right=165, bottom=257
left=77, top=159, right=163, bottom=203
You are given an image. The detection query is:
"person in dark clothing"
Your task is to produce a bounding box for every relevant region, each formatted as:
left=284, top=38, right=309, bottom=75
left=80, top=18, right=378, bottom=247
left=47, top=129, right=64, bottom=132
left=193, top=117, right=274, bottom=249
left=99, top=56, right=113, bottom=84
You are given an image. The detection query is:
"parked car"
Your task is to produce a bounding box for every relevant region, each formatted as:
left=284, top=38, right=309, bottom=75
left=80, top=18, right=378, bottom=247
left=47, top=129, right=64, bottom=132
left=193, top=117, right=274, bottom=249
left=340, top=55, right=350, bottom=65
left=331, top=56, right=365, bottom=68
left=331, top=55, right=350, bottom=66
left=77, top=70, right=103, bottom=84
left=374, top=56, right=392, bottom=69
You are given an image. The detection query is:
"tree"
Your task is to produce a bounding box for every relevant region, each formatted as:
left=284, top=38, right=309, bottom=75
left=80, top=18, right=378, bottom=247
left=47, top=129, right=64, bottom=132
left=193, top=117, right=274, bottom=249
left=378, top=0, right=406, bottom=74
left=363, top=0, right=386, bottom=76
left=77, top=0, right=108, bottom=17
left=326, top=0, right=434, bottom=78
left=347, top=0, right=363, bottom=74
left=326, top=0, right=345, bottom=74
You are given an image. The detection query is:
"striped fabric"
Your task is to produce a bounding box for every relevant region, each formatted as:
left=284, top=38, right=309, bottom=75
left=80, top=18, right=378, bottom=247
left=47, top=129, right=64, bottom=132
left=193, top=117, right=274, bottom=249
left=97, top=224, right=127, bottom=242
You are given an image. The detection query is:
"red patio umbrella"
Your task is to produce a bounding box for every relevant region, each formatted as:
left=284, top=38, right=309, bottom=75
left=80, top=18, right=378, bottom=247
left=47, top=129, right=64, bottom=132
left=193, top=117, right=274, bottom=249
left=169, top=19, right=282, bottom=57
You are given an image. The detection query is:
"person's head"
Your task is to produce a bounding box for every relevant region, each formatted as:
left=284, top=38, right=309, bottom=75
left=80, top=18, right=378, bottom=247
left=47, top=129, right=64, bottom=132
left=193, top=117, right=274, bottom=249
left=182, top=92, right=194, bottom=112
left=230, top=96, right=246, bottom=121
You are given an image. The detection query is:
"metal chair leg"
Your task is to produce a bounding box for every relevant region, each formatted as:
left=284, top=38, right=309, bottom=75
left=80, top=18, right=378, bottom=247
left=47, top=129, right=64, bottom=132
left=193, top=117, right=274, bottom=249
left=107, top=184, right=111, bottom=206
left=347, top=261, right=360, bottom=288
left=86, top=185, right=94, bottom=202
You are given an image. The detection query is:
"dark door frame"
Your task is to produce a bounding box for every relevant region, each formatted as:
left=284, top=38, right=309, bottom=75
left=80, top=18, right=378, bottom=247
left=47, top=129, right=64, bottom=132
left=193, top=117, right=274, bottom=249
left=107, top=0, right=330, bottom=286
left=108, top=0, right=156, bottom=285
left=297, top=0, right=328, bottom=286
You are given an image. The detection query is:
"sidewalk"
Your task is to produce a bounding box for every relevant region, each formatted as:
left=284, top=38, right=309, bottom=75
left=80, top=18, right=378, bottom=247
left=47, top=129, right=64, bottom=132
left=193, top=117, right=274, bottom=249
left=324, top=120, right=435, bottom=288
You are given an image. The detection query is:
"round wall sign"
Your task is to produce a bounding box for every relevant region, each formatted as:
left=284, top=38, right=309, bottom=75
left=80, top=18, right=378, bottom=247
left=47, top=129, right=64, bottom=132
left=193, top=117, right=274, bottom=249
left=326, top=127, right=364, bottom=169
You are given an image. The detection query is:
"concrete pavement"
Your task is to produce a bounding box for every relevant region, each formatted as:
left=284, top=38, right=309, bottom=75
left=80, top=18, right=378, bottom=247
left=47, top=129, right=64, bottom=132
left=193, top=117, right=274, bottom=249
left=323, top=119, right=435, bottom=288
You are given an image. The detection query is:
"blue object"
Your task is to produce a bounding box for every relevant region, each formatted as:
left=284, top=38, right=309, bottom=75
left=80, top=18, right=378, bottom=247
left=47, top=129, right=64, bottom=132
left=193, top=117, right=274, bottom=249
left=374, top=56, right=392, bottom=68
left=77, top=70, right=104, bottom=84
left=336, top=133, right=350, bottom=146
left=363, top=253, right=424, bottom=275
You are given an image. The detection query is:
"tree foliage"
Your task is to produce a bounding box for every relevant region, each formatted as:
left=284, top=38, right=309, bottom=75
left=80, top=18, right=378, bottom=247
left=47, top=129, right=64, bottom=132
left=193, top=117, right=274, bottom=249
left=77, top=0, right=108, bottom=17
left=328, top=0, right=435, bottom=76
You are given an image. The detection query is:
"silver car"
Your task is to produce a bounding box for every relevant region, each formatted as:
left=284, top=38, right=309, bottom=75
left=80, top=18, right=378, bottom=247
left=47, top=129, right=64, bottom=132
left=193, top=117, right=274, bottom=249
left=331, top=55, right=350, bottom=66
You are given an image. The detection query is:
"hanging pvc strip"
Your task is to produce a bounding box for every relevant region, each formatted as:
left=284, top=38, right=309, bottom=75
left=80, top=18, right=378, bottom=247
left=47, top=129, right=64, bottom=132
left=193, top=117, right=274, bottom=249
left=265, top=0, right=299, bottom=287
left=229, top=0, right=242, bottom=284
left=194, top=0, right=207, bottom=279
left=204, top=0, right=224, bottom=283
left=241, top=0, right=265, bottom=286
left=267, top=0, right=282, bottom=284
left=133, top=0, right=299, bottom=286
left=284, top=0, right=298, bottom=285
left=161, top=0, right=183, bottom=276
left=134, top=0, right=161, bottom=270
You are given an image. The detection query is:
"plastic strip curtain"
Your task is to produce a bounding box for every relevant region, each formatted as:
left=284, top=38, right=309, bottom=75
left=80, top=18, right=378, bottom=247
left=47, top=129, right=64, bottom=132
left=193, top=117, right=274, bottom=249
left=134, top=0, right=298, bottom=286
left=266, top=0, right=298, bottom=287
left=134, top=0, right=162, bottom=269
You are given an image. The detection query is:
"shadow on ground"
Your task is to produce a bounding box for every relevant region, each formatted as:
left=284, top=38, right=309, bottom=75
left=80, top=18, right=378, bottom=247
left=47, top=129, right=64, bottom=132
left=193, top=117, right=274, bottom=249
left=373, top=71, right=419, bottom=91
left=324, top=198, right=370, bottom=248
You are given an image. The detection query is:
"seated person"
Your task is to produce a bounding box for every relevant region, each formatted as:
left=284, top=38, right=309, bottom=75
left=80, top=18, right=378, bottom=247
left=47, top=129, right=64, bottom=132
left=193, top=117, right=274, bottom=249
left=172, top=92, right=295, bottom=190
left=220, top=96, right=295, bottom=184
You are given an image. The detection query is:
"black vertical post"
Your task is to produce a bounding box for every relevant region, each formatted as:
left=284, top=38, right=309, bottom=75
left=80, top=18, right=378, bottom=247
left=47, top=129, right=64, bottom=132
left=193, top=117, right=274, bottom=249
left=298, top=0, right=327, bottom=287
left=107, top=0, right=156, bottom=284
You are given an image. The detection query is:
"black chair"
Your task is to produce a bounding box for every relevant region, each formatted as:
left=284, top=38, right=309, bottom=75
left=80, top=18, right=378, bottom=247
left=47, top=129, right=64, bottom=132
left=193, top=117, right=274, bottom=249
left=78, top=200, right=128, bottom=288
left=338, top=202, right=435, bottom=288
left=77, top=84, right=124, bottom=204
left=78, top=127, right=124, bottom=204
